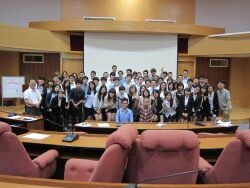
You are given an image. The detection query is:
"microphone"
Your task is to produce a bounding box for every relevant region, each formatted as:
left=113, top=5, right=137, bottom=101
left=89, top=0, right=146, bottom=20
left=194, top=121, right=206, bottom=126
left=0, top=107, right=25, bottom=117
left=62, top=121, right=79, bottom=143
left=125, top=169, right=207, bottom=188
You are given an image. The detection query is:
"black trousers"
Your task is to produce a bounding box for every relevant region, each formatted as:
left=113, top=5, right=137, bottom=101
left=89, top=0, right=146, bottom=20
left=26, top=107, right=41, bottom=116
left=71, top=106, right=83, bottom=125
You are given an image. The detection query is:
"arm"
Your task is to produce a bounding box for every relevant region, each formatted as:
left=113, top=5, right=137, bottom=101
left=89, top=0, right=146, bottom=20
left=115, top=109, right=120, bottom=123
left=129, top=110, right=134, bottom=122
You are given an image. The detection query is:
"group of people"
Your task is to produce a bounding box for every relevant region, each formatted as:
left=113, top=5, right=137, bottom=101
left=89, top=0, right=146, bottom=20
left=23, top=65, right=232, bottom=129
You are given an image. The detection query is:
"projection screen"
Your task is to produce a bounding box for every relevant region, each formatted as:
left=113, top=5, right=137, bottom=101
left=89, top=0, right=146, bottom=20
left=84, top=32, right=178, bottom=78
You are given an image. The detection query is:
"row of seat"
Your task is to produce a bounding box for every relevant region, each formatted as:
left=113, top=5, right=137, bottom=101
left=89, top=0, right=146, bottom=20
left=0, top=121, right=250, bottom=184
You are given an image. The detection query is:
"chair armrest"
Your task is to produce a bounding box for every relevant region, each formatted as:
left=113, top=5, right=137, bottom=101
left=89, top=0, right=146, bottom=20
left=33, top=149, right=58, bottom=169
left=199, top=157, right=213, bottom=174
left=64, top=159, right=98, bottom=181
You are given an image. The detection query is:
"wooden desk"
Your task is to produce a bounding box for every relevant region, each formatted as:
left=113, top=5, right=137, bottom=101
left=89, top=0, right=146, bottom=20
left=19, top=131, right=235, bottom=162
left=0, top=174, right=250, bottom=188
left=75, top=122, right=238, bottom=134
left=0, top=111, right=44, bottom=133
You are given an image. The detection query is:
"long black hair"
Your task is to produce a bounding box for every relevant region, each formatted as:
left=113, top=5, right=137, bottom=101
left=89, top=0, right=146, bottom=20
left=165, top=91, right=173, bottom=108
left=87, top=81, right=96, bottom=95
left=98, top=85, right=107, bottom=101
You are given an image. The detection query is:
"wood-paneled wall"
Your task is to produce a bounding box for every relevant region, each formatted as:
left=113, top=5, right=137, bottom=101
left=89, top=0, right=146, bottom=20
left=0, top=51, right=20, bottom=77
left=230, top=58, right=250, bottom=108
left=20, top=53, right=60, bottom=83
left=61, top=0, right=195, bottom=24
left=196, top=57, right=230, bottom=89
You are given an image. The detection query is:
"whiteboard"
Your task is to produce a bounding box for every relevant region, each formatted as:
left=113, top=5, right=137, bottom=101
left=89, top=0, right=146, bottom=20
left=1, top=76, right=25, bottom=98
left=84, top=32, right=178, bottom=78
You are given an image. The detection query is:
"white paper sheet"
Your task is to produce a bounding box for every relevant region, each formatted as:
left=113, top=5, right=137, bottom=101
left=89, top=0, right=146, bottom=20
left=75, top=123, right=92, bottom=127
left=97, top=123, right=110, bottom=128
left=22, top=133, right=50, bottom=140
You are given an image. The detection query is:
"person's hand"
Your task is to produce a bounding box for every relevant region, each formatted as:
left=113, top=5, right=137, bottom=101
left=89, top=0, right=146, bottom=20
left=65, top=105, right=69, bottom=109
left=224, top=111, right=229, bottom=115
left=73, top=103, right=78, bottom=108
left=48, top=109, right=52, bottom=112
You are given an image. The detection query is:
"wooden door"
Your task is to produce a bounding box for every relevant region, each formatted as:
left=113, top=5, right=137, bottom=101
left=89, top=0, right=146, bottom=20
left=178, top=61, right=195, bottom=78
left=62, top=59, right=83, bottom=75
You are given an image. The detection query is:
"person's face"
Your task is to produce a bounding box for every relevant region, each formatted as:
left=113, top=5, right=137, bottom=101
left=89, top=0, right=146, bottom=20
left=119, top=90, right=125, bottom=95
left=65, top=81, right=70, bottom=87
left=29, top=80, right=36, bottom=89
left=166, top=93, right=172, bottom=100
left=112, top=66, right=117, bottom=72
left=151, top=81, right=156, bottom=88
left=194, top=87, right=200, bottom=94
left=200, top=78, right=205, bottom=84
left=146, top=81, right=151, bottom=88
left=217, top=82, right=224, bottom=89
left=153, top=92, right=159, bottom=98
left=101, top=80, right=107, bottom=85
left=118, top=72, right=123, bottom=78
left=169, top=84, right=173, bottom=90
left=80, top=73, right=85, bottom=78
left=194, top=78, right=199, bottom=84
left=183, top=71, right=188, bottom=77
left=53, top=76, right=59, bottom=83
left=114, top=80, right=119, bottom=86
left=101, top=87, right=106, bottom=94
left=138, top=78, right=143, bottom=84
left=143, top=99, right=150, bottom=107
left=121, top=101, right=128, bottom=109
left=48, top=82, right=53, bottom=87
left=90, top=73, right=95, bottom=79
left=130, top=87, right=135, bottom=93
left=161, top=83, right=166, bottom=90
left=201, top=88, right=206, bottom=94
left=89, top=83, right=95, bottom=89
left=151, top=71, right=156, bottom=76
left=55, top=86, right=60, bottom=93
left=143, top=90, right=149, bottom=97
left=94, top=80, right=99, bottom=86
left=137, top=72, right=142, bottom=78
left=178, top=76, right=183, bottom=82
left=185, top=90, right=191, bottom=96
left=110, top=75, right=115, bottom=80
left=158, top=79, right=163, bottom=85
left=188, top=81, right=193, bottom=87
left=126, top=70, right=132, bottom=76
left=143, top=72, right=148, bottom=78
left=140, top=87, right=145, bottom=93
left=38, top=79, right=44, bottom=86
left=103, top=72, right=109, bottom=78
left=168, top=73, right=172, bottom=79
left=126, top=76, right=132, bottom=82
left=63, top=72, right=68, bottom=78
left=69, top=77, right=74, bottom=84
left=178, top=85, right=183, bottom=91
left=204, top=78, right=209, bottom=84
left=76, top=83, right=81, bottom=89
left=58, top=92, right=64, bottom=98
left=83, top=79, right=88, bottom=84
left=109, top=92, right=115, bottom=97
left=208, top=86, right=213, bottom=93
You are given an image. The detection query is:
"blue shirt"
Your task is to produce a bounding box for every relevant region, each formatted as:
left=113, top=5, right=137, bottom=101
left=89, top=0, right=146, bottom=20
left=116, top=108, right=134, bottom=123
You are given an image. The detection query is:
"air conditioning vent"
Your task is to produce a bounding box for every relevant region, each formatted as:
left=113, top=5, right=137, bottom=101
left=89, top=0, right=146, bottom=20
left=83, top=16, right=116, bottom=21
left=23, top=54, right=44, bottom=63
left=210, top=58, right=229, bottom=67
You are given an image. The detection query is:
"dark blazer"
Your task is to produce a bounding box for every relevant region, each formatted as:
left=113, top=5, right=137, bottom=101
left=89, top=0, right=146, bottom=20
left=210, top=92, right=219, bottom=115
left=49, top=96, right=66, bottom=115
left=190, top=93, right=202, bottom=113
left=200, top=95, right=210, bottom=115
left=178, top=95, right=194, bottom=116
left=152, top=97, right=163, bottom=115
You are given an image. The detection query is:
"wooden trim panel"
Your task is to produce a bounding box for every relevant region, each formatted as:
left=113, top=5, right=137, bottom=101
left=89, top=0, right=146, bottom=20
left=29, top=21, right=225, bottom=36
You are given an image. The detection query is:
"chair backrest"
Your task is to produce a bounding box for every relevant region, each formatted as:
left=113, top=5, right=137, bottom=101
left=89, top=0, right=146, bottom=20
left=90, top=124, right=138, bottom=182
left=0, top=122, right=37, bottom=177
left=205, top=130, right=250, bottom=184
left=125, top=130, right=200, bottom=184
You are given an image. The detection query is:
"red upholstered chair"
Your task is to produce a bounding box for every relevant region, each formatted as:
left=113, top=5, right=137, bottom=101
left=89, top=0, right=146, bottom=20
left=0, top=122, right=58, bottom=178
left=125, top=130, right=200, bottom=184
left=199, top=130, right=250, bottom=184
left=64, top=124, right=138, bottom=182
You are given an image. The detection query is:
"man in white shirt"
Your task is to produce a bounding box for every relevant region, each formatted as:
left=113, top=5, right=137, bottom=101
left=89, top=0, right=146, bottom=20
left=24, top=79, right=42, bottom=116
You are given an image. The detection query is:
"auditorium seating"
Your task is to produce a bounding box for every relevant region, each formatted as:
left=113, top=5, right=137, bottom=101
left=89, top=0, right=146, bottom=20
left=125, top=130, right=200, bottom=184
left=0, top=122, right=58, bottom=178
left=199, top=130, right=250, bottom=184
left=64, top=124, right=138, bottom=182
